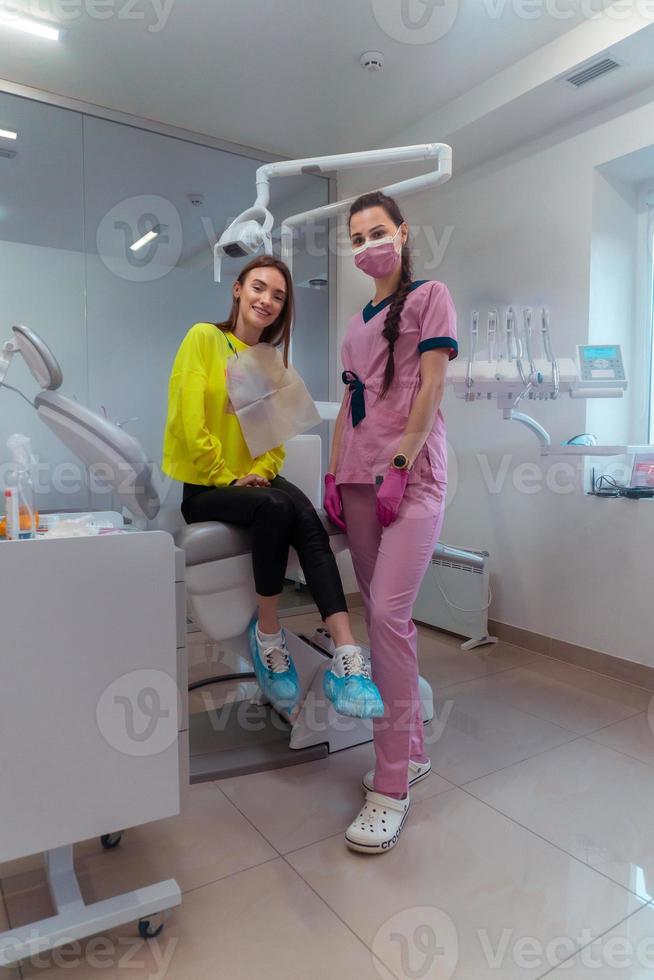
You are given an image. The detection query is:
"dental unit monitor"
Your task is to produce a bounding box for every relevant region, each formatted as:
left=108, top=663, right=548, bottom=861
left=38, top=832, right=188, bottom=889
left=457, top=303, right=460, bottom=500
left=577, top=345, right=626, bottom=383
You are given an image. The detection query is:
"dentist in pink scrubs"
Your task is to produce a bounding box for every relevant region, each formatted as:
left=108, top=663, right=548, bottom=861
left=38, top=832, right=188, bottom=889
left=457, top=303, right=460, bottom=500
left=324, top=191, right=458, bottom=854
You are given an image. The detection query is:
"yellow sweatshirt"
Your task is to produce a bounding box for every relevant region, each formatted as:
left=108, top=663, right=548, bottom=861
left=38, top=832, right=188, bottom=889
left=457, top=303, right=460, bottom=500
left=162, top=322, right=285, bottom=487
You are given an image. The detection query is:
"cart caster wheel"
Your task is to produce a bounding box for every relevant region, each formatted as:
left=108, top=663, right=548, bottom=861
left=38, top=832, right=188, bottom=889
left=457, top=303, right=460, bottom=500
left=138, top=918, right=164, bottom=940
left=100, top=832, right=123, bottom=850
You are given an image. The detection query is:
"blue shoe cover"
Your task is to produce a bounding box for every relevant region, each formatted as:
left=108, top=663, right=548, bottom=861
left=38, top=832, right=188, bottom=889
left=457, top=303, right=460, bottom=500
left=323, top=647, right=384, bottom=719
left=248, top=618, right=300, bottom=710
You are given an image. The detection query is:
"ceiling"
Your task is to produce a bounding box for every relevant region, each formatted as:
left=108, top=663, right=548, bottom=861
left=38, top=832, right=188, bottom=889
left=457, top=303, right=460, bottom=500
left=0, top=0, right=623, bottom=158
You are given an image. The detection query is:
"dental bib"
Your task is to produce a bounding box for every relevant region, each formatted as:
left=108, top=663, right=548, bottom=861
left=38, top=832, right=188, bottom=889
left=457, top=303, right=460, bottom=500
left=225, top=342, right=321, bottom=457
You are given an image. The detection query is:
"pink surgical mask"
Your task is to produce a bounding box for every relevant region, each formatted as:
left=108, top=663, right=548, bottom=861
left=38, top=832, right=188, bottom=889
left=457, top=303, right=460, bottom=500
left=353, top=227, right=402, bottom=279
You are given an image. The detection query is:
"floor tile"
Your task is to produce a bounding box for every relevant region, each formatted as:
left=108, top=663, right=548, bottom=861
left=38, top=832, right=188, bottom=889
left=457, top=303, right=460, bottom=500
left=466, top=738, right=654, bottom=898
left=419, top=638, right=549, bottom=691
left=442, top=659, right=649, bottom=735
left=2, top=783, right=276, bottom=931
left=353, top=611, right=548, bottom=689
left=587, top=711, right=654, bottom=768
left=426, top=684, right=576, bottom=784
left=219, top=741, right=454, bottom=854
left=287, top=789, right=643, bottom=980
left=19, top=859, right=383, bottom=980
left=544, top=902, right=654, bottom=977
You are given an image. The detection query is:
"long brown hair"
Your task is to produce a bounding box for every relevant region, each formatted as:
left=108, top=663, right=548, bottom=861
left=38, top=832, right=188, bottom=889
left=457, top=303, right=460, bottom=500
left=349, top=191, right=413, bottom=398
left=216, top=255, right=295, bottom=366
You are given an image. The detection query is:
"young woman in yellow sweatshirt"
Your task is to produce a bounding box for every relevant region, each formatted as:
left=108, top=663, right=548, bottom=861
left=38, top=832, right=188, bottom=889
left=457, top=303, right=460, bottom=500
left=163, top=256, right=383, bottom=718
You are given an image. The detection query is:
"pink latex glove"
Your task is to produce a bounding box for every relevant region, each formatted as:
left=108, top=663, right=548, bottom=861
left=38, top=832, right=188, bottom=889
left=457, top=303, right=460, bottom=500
left=376, top=467, right=410, bottom=527
left=324, top=473, right=347, bottom=531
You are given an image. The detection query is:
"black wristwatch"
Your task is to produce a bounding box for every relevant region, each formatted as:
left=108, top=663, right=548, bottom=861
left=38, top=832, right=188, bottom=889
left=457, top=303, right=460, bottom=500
left=392, top=453, right=410, bottom=471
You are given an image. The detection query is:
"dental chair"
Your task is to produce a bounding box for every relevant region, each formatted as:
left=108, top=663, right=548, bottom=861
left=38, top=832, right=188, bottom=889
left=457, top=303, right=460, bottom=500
left=163, top=432, right=435, bottom=782
left=2, top=324, right=435, bottom=783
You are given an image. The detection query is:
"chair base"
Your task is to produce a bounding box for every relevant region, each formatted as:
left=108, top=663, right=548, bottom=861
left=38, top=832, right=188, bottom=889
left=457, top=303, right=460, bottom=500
left=187, top=627, right=435, bottom=782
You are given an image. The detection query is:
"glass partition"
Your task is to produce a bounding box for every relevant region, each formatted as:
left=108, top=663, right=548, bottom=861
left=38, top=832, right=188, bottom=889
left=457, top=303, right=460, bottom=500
left=0, top=91, right=330, bottom=513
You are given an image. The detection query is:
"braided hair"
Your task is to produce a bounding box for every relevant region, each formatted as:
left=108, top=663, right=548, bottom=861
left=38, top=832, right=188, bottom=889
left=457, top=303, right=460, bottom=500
left=349, top=191, right=413, bottom=398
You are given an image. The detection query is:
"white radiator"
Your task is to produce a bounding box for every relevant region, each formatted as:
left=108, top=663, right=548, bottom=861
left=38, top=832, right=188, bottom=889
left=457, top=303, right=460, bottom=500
left=413, top=543, right=497, bottom=651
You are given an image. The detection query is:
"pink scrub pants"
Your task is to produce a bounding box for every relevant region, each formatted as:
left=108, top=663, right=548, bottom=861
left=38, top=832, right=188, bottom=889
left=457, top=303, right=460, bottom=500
left=340, top=483, right=445, bottom=796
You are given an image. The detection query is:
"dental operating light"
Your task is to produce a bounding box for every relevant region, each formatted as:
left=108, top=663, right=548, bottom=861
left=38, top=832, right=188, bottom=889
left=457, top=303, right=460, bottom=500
left=214, top=142, right=453, bottom=282
left=214, top=206, right=274, bottom=281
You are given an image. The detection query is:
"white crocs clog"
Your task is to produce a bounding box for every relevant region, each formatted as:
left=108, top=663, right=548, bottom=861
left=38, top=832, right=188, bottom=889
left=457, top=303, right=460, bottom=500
left=362, top=759, right=431, bottom=793
left=345, top=791, right=410, bottom=854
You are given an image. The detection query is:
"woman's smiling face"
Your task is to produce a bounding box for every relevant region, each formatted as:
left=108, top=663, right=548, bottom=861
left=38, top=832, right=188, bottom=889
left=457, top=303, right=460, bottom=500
left=234, top=266, right=287, bottom=332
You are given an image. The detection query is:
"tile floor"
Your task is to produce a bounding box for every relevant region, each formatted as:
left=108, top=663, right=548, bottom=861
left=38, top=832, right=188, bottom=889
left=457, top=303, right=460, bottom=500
left=2, top=610, right=654, bottom=978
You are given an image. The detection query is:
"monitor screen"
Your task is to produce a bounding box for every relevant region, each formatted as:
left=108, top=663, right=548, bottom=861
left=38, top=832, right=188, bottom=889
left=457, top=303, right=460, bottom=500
left=631, top=455, right=654, bottom=489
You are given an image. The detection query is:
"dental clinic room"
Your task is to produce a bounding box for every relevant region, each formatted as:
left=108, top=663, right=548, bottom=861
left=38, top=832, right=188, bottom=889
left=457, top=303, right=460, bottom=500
left=2, top=1, right=654, bottom=977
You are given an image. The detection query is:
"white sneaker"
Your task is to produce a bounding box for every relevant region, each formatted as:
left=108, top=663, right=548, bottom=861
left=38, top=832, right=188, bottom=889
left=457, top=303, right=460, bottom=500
left=362, top=759, right=431, bottom=793
left=345, top=791, right=410, bottom=854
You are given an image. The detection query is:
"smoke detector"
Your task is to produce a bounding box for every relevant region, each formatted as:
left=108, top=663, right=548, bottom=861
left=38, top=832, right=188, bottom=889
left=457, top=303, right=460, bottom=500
left=360, top=51, right=384, bottom=73
left=187, top=193, right=204, bottom=207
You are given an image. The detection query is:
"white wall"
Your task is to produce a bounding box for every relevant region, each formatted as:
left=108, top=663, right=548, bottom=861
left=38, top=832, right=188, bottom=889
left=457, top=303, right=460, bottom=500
left=336, top=98, right=654, bottom=665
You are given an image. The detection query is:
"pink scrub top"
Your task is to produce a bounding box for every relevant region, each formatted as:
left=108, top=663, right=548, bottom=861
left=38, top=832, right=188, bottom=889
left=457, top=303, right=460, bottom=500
left=335, top=279, right=458, bottom=494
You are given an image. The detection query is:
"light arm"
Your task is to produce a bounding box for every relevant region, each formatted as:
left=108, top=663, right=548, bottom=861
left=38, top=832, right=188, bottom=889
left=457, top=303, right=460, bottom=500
left=279, top=143, right=452, bottom=274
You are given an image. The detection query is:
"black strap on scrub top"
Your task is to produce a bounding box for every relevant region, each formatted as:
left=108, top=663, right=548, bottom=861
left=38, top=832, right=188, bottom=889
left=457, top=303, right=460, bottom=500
left=342, top=370, right=366, bottom=427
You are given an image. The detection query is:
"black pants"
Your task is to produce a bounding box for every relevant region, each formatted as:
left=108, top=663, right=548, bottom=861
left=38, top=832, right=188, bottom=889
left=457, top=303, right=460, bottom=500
left=181, top=476, right=348, bottom=621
